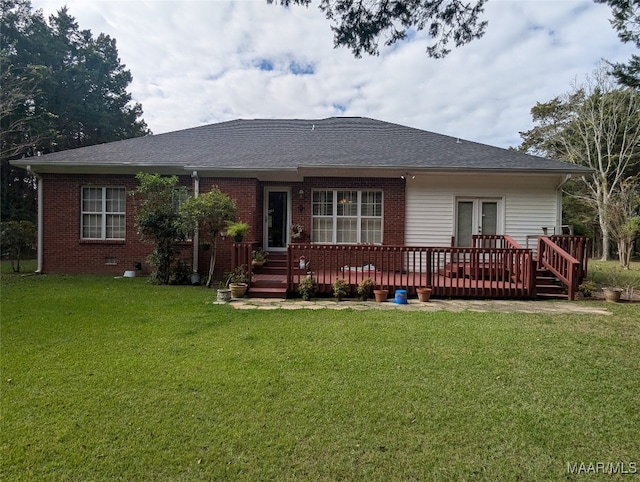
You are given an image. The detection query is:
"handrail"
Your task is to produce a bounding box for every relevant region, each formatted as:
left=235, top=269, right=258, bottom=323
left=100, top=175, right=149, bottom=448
left=537, top=236, right=580, bottom=300
left=549, top=235, right=589, bottom=281
left=472, top=235, right=523, bottom=250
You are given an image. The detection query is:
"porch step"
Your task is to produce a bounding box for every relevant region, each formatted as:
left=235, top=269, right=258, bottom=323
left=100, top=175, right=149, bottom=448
left=248, top=286, right=288, bottom=299
left=536, top=292, right=569, bottom=300
left=249, top=254, right=288, bottom=298
left=253, top=253, right=288, bottom=273
left=535, top=269, right=567, bottom=300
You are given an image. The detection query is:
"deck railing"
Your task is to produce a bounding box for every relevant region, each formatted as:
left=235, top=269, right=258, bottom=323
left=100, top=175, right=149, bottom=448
left=472, top=234, right=522, bottom=249
left=286, top=243, right=535, bottom=299
left=549, top=235, right=589, bottom=281
left=231, top=242, right=259, bottom=284
left=537, top=236, right=580, bottom=300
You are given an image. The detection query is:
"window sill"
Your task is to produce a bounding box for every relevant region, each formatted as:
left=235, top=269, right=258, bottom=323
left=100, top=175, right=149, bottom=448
left=80, top=239, right=126, bottom=245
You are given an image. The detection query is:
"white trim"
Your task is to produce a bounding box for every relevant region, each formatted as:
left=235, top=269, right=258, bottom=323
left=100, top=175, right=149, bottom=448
left=454, top=196, right=505, bottom=246
left=192, top=172, right=199, bottom=273
left=311, top=189, right=384, bottom=244
left=36, top=174, right=43, bottom=273
left=80, top=186, right=126, bottom=240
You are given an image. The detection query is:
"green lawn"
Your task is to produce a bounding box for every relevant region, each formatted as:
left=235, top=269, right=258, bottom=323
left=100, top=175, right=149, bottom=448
left=1, top=269, right=639, bottom=481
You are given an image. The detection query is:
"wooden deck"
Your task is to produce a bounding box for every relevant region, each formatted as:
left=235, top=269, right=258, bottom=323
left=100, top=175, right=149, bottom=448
left=234, top=235, right=588, bottom=300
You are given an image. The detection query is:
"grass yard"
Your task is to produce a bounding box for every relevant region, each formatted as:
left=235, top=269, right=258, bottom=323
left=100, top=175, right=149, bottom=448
left=1, top=268, right=639, bottom=480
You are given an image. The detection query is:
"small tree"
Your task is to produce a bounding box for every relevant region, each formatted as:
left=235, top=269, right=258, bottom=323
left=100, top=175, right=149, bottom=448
left=0, top=220, right=36, bottom=273
left=607, top=178, right=640, bottom=269
left=180, top=188, right=237, bottom=287
left=130, top=173, right=187, bottom=284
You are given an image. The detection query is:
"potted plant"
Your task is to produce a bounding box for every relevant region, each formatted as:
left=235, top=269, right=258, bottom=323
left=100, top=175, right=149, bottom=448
left=373, top=287, right=388, bottom=302
left=602, top=286, right=623, bottom=302
left=252, top=249, right=267, bottom=268
left=216, top=282, right=231, bottom=302
left=226, top=221, right=249, bottom=242
left=602, top=268, right=624, bottom=303
left=416, top=287, right=432, bottom=302
left=226, top=264, right=249, bottom=298
left=298, top=275, right=315, bottom=301
left=290, top=223, right=304, bottom=240
left=357, top=277, right=375, bottom=301
left=332, top=278, right=349, bottom=301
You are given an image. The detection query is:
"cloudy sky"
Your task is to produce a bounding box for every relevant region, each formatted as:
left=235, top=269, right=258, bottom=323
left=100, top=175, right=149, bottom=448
left=32, top=0, right=636, bottom=149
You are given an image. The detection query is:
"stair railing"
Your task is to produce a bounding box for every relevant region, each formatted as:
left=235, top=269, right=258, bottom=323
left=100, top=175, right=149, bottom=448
left=537, top=236, right=580, bottom=300
left=549, top=235, right=589, bottom=282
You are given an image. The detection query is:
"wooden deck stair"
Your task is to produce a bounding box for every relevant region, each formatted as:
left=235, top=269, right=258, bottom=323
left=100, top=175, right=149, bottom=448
left=534, top=261, right=568, bottom=300
left=249, top=253, right=288, bottom=299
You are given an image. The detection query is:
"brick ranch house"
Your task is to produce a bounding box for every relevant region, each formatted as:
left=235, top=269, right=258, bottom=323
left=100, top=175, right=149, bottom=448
left=12, top=117, right=592, bottom=299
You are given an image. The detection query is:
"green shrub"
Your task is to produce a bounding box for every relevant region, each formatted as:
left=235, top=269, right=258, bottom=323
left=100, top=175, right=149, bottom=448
left=332, top=278, right=349, bottom=300
left=357, top=277, right=375, bottom=300
left=298, top=275, right=315, bottom=300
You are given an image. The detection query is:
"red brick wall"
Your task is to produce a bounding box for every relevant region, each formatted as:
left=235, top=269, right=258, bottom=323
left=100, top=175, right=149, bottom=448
left=40, top=173, right=192, bottom=275
left=197, top=178, right=261, bottom=278
left=39, top=174, right=405, bottom=276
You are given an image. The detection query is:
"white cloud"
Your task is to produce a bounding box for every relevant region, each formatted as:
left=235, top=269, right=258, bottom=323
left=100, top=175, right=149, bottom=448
left=31, top=0, right=636, bottom=148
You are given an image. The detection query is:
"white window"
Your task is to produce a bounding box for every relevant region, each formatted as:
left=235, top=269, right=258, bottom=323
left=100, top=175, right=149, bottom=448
left=81, top=187, right=126, bottom=239
left=312, top=190, right=383, bottom=243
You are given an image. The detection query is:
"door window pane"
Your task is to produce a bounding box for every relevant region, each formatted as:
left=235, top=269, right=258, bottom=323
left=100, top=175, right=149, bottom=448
left=268, top=191, right=288, bottom=248
left=457, top=201, right=474, bottom=247
left=481, top=202, right=498, bottom=236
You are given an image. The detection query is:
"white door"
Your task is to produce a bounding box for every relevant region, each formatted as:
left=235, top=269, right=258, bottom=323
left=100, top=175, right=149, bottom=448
left=264, top=189, right=290, bottom=251
left=455, top=198, right=502, bottom=247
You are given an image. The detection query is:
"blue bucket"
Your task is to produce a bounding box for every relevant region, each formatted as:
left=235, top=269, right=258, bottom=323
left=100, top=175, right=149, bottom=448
left=394, top=289, right=408, bottom=304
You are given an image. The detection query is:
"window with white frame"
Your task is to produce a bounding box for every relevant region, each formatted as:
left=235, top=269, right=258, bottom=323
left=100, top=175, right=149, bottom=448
left=81, top=187, right=126, bottom=239
left=312, top=190, right=383, bottom=243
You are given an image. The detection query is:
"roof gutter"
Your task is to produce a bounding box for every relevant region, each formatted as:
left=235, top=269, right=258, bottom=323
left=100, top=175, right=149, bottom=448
left=556, top=173, right=573, bottom=190
left=26, top=165, right=43, bottom=274
left=191, top=170, right=199, bottom=274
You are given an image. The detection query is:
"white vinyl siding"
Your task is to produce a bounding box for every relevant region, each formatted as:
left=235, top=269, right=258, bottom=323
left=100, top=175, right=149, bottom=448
left=405, top=174, right=562, bottom=247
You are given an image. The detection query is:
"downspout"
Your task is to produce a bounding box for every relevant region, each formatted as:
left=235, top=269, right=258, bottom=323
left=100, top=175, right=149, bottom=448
left=191, top=171, right=199, bottom=273
left=27, top=165, right=44, bottom=274
left=555, top=174, right=572, bottom=235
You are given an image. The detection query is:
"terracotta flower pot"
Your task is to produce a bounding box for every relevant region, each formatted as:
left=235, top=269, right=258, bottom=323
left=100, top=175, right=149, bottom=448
left=374, top=289, right=388, bottom=302
left=229, top=283, right=248, bottom=298
left=416, top=287, right=432, bottom=302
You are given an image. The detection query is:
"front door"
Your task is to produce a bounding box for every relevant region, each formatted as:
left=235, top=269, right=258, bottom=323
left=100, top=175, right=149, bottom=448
left=455, top=198, right=502, bottom=247
left=265, top=189, right=290, bottom=251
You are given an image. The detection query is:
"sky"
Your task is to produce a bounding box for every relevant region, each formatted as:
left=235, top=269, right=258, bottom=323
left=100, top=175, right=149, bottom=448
left=31, top=0, right=637, bottom=149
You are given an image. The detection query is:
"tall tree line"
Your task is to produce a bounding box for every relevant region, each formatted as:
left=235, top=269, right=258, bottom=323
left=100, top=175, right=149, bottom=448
left=517, top=0, right=640, bottom=266
left=1, top=0, right=150, bottom=223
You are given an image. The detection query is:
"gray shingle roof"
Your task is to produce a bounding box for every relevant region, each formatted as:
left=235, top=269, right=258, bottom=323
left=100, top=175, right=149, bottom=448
left=13, top=117, right=591, bottom=174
